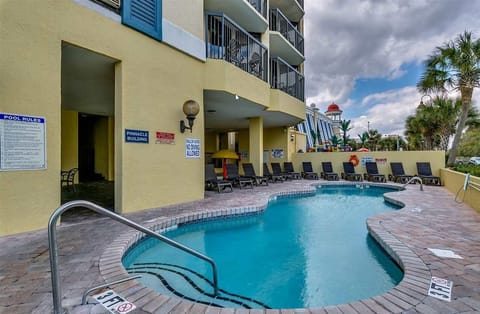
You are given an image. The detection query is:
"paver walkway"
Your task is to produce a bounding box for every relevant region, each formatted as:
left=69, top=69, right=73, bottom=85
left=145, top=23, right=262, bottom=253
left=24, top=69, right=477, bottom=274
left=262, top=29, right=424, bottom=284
left=0, top=180, right=479, bottom=313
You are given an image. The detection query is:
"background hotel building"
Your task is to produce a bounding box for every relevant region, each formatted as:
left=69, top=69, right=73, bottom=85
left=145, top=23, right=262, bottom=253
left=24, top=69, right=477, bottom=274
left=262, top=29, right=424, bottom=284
left=0, top=0, right=306, bottom=235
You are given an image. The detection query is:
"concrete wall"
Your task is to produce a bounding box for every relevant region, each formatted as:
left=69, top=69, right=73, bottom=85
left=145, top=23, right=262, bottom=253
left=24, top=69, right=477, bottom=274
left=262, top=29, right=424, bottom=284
left=61, top=110, right=79, bottom=179
left=269, top=89, right=306, bottom=122
left=264, top=127, right=289, bottom=165
left=292, top=151, right=446, bottom=179
left=234, top=127, right=292, bottom=175
left=441, top=169, right=480, bottom=212
left=163, top=0, right=204, bottom=39
left=0, top=0, right=304, bottom=235
left=93, top=116, right=109, bottom=179
left=204, top=60, right=271, bottom=108
left=0, top=0, right=206, bottom=235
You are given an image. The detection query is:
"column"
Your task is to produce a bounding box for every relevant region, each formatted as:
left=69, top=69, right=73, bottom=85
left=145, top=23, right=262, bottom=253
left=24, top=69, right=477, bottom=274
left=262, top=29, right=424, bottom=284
left=249, top=117, right=263, bottom=175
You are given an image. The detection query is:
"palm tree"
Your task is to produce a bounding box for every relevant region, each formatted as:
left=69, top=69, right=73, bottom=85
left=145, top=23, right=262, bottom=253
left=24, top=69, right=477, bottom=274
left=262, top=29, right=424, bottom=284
left=340, top=119, right=352, bottom=147
left=415, top=99, right=444, bottom=150
left=405, top=115, right=424, bottom=150
left=379, top=136, right=406, bottom=151
left=458, top=126, right=480, bottom=156
left=417, top=31, right=480, bottom=164
left=358, top=132, right=368, bottom=148
left=367, top=129, right=382, bottom=151
left=432, top=97, right=462, bottom=151
left=405, top=97, right=477, bottom=152
left=330, top=135, right=340, bottom=150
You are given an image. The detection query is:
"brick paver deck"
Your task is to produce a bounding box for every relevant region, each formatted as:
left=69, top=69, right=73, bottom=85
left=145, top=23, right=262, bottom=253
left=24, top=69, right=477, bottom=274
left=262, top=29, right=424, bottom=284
left=1, top=180, right=479, bottom=313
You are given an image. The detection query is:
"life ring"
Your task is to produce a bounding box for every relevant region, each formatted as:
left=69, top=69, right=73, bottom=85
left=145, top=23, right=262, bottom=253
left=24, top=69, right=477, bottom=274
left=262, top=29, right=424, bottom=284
left=349, top=154, right=360, bottom=167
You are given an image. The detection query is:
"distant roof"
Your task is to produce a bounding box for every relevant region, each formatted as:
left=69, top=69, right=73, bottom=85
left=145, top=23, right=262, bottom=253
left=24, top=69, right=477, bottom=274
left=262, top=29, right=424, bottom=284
left=326, top=103, right=342, bottom=113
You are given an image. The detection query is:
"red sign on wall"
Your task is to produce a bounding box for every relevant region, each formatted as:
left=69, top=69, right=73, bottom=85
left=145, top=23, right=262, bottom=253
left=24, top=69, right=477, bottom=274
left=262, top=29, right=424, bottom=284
left=156, top=132, right=175, bottom=144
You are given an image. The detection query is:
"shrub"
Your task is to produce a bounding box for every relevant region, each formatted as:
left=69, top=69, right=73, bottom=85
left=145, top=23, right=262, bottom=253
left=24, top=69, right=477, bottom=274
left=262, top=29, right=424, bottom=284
left=451, top=164, right=480, bottom=177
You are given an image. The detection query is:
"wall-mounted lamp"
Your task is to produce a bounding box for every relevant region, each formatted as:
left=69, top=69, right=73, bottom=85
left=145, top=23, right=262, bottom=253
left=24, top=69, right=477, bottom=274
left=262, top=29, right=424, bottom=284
left=290, top=133, right=295, bottom=142
left=180, top=100, right=200, bottom=133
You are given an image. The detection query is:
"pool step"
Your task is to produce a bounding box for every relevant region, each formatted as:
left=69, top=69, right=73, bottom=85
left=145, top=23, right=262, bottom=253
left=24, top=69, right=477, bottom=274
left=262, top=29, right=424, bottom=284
left=127, top=262, right=270, bottom=309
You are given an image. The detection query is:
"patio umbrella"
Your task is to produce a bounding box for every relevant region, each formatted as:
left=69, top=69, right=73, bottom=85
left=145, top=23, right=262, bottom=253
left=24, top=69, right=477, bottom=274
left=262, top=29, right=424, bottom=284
left=212, top=149, right=239, bottom=179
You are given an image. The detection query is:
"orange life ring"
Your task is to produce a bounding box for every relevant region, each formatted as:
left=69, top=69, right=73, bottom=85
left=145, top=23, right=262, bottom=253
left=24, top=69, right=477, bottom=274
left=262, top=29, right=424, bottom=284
left=349, top=154, right=360, bottom=167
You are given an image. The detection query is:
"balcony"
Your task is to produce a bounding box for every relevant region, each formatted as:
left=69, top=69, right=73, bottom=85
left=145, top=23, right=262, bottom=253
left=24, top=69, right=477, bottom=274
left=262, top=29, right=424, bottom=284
left=269, top=0, right=304, bottom=23
left=248, top=0, right=267, bottom=18
left=205, top=0, right=268, bottom=33
left=270, top=57, right=304, bottom=101
left=206, top=12, right=268, bottom=82
left=269, top=8, right=304, bottom=66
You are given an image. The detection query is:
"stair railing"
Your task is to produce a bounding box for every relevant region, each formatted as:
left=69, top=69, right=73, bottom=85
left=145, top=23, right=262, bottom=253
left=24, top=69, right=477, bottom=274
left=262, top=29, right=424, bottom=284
left=48, top=200, right=219, bottom=314
left=402, top=176, right=423, bottom=191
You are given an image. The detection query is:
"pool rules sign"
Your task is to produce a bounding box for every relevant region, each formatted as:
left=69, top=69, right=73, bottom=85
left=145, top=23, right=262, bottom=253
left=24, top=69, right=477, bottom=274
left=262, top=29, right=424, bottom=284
left=0, top=113, right=47, bottom=171
left=428, top=276, right=453, bottom=302
left=93, top=290, right=136, bottom=313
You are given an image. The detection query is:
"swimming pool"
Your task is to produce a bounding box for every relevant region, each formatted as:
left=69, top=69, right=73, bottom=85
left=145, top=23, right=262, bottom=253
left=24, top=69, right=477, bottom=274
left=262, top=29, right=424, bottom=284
left=123, top=185, right=403, bottom=309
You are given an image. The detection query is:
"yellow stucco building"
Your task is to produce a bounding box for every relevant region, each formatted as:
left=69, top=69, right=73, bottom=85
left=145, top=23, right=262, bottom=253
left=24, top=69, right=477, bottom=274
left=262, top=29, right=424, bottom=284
left=0, top=0, right=306, bottom=235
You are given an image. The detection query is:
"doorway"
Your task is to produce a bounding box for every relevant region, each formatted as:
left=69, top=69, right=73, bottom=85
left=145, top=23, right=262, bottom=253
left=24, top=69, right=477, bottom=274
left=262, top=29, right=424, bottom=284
left=60, top=43, right=117, bottom=216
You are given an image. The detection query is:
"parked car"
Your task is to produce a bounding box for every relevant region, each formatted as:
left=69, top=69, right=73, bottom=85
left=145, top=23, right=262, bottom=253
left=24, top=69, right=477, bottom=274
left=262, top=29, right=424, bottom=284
left=469, top=157, right=480, bottom=165
left=455, top=157, right=469, bottom=165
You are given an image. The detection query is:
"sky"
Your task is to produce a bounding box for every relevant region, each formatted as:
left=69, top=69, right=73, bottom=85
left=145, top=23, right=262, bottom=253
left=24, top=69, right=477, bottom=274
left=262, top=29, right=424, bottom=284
left=303, top=0, right=480, bottom=140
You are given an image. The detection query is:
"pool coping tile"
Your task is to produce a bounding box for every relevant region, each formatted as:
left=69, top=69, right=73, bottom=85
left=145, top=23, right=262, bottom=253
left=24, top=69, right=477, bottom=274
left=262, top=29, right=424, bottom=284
left=1, top=180, right=480, bottom=313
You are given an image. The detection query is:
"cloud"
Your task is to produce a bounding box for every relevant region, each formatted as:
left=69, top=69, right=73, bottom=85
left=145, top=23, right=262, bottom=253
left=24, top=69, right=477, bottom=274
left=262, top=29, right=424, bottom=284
left=304, top=0, right=480, bottom=107
left=348, top=86, right=421, bottom=137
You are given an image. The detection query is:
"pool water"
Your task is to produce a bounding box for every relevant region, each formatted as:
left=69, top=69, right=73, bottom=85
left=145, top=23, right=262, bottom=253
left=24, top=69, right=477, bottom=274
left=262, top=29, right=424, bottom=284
left=123, top=185, right=404, bottom=309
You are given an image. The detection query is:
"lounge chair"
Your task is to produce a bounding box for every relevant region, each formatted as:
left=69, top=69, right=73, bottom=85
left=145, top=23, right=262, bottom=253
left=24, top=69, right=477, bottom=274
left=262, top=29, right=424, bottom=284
left=263, top=163, right=284, bottom=183
left=321, top=162, right=339, bottom=181
left=342, top=162, right=362, bottom=181
left=226, top=163, right=254, bottom=189
left=271, top=162, right=293, bottom=180
left=242, top=163, right=268, bottom=186
left=301, top=162, right=318, bottom=180
left=283, top=162, right=301, bottom=179
left=205, top=164, right=233, bottom=193
left=390, top=162, right=413, bottom=184
left=416, top=162, right=441, bottom=185
left=365, top=162, right=386, bottom=182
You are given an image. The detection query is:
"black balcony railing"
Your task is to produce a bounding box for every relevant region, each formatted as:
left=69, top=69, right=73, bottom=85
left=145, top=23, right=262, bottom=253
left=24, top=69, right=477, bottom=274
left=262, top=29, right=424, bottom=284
left=206, top=12, right=268, bottom=82
left=270, top=57, right=304, bottom=101
left=248, top=0, right=267, bottom=18
left=270, top=8, right=304, bottom=55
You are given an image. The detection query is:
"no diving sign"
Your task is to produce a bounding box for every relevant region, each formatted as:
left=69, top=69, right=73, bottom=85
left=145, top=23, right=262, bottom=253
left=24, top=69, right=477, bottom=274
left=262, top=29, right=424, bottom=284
left=93, top=290, right=136, bottom=313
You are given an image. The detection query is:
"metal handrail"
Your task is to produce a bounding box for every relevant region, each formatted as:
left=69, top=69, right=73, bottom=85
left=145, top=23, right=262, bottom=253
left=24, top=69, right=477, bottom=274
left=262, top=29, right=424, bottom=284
left=270, top=56, right=305, bottom=101
left=468, top=180, right=480, bottom=192
left=48, top=200, right=219, bottom=314
left=206, top=12, right=268, bottom=81
left=248, top=0, right=267, bottom=18
left=402, top=176, right=424, bottom=191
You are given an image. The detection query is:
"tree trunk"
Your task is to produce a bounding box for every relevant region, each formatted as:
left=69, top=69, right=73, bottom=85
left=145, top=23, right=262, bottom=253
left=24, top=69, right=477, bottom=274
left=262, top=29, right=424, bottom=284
left=447, top=87, right=473, bottom=165
left=439, top=128, right=450, bottom=152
